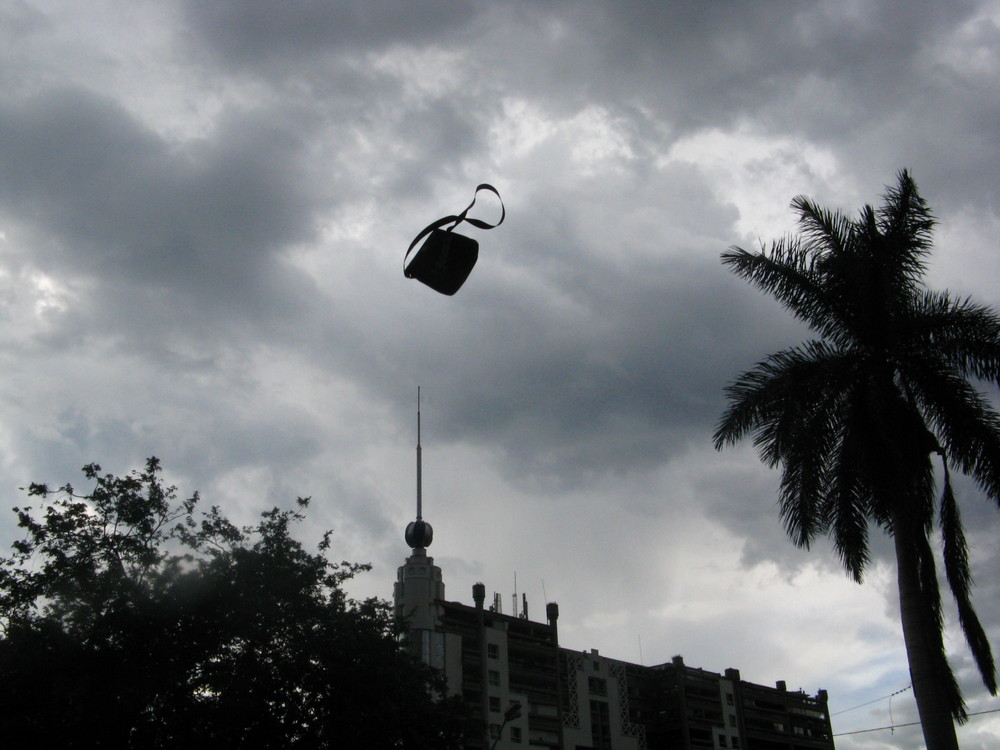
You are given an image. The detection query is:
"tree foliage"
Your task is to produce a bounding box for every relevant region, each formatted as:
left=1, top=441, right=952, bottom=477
left=0, top=458, right=468, bottom=748
left=715, top=171, right=1000, bottom=749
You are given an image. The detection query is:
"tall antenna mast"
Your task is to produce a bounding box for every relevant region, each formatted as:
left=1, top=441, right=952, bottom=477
left=416, top=386, right=422, bottom=521
left=404, top=386, right=433, bottom=550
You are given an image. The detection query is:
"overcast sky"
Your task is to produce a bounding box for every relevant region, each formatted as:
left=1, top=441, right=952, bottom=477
left=3, top=1, right=1000, bottom=747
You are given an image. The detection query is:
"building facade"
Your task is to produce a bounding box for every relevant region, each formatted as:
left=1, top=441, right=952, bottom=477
left=394, top=533, right=834, bottom=750
left=393, top=407, right=834, bottom=749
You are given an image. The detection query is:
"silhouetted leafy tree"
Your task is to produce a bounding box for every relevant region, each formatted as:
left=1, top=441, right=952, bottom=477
left=714, top=171, right=1000, bottom=750
left=0, top=458, right=468, bottom=748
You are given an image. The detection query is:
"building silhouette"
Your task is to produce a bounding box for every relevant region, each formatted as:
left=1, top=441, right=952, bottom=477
left=394, top=399, right=834, bottom=749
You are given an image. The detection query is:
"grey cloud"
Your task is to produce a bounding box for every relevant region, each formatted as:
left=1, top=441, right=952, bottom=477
left=341, top=260, right=802, bottom=492
left=180, top=0, right=480, bottom=71
left=592, top=1, right=976, bottom=119
left=471, top=2, right=1000, bottom=216
left=177, top=0, right=1000, bottom=220
left=304, top=161, right=818, bottom=493
left=0, top=86, right=328, bottom=351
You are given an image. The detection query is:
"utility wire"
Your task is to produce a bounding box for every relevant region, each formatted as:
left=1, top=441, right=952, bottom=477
left=833, top=707, right=1000, bottom=737
left=831, top=685, right=912, bottom=716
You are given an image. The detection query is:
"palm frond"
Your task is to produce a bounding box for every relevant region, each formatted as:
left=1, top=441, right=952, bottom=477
left=714, top=341, right=854, bottom=452
left=825, top=417, right=872, bottom=582
left=864, top=172, right=934, bottom=317
left=878, top=169, right=937, bottom=257
left=790, top=195, right=855, bottom=258
left=775, top=383, right=852, bottom=548
left=913, top=524, right=968, bottom=721
left=777, top=465, right=827, bottom=548
left=716, top=341, right=864, bottom=554
left=907, top=364, right=1000, bottom=504
left=939, top=460, right=998, bottom=694
left=721, top=243, right=853, bottom=343
left=905, top=291, right=1000, bottom=384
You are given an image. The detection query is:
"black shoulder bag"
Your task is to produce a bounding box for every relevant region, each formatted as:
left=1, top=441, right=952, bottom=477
left=403, top=184, right=505, bottom=295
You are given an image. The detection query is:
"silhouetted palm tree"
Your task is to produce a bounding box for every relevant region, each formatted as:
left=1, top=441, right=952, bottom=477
left=714, top=170, right=1000, bottom=750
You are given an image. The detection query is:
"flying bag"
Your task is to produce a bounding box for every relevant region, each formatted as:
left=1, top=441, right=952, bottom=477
left=404, top=184, right=505, bottom=295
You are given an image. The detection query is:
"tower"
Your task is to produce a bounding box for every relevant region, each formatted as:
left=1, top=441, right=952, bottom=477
left=394, top=389, right=445, bottom=659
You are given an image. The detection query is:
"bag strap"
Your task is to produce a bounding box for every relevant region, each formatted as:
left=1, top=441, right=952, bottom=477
left=404, top=184, right=505, bottom=274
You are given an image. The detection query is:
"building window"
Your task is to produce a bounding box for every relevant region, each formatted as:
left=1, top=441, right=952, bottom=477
left=488, top=669, right=500, bottom=686
left=732, top=737, right=740, bottom=748
left=489, top=696, right=501, bottom=712
left=726, top=693, right=735, bottom=705
left=719, top=736, right=728, bottom=748
left=729, top=714, right=737, bottom=726
left=529, top=729, right=560, bottom=745
left=415, top=629, right=445, bottom=670
left=590, top=700, right=612, bottom=750
left=489, top=723, right=500, bottom=739
left=487, top=643, right=499, bottom=659
left=588, top=676, right=608, bottom=696
left=533, top=703, right=558, bottom=717
left=510, top=726, right=522, bottom=743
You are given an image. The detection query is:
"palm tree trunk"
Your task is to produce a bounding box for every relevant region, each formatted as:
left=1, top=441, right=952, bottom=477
left=893, top=512, right=959, bottom=750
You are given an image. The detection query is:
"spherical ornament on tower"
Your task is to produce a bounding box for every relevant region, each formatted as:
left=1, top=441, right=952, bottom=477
left=405, top=519, right=433, bottom=549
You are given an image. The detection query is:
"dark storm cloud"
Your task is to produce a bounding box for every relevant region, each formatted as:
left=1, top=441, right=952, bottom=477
left=457, top=1, right=1000, bottom=217
left=177, top=0, right=1000, bottom=215
left=16, top=393, right=324, bottom=487
left=300, top=158, right=757, bottom=487
left=7, top=0, right=991, bottom=528
left=382, top=100, right=488, bottom=200
left=326, top=233, right=806, bottom=494
left=181, top=0, right=480, bottom=69
left=0, top=86, right=325, bottom=348
left=591, top=1, right=978, bottom=125
left=178, top=0, right=999, bottom=221
left=423, top=2, right=968, bottom=123
left=0, top=80, right=337, bottom=504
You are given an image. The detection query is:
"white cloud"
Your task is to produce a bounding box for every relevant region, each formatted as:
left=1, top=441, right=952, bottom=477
left=662, top=123, right=851, bottom=240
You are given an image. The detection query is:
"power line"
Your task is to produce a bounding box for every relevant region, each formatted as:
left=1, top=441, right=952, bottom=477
left=833, top=707, right=1000, bottom=737
left=835, top=719, right=922, bottom=736
left=831, top=685, right=911, bottom=716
